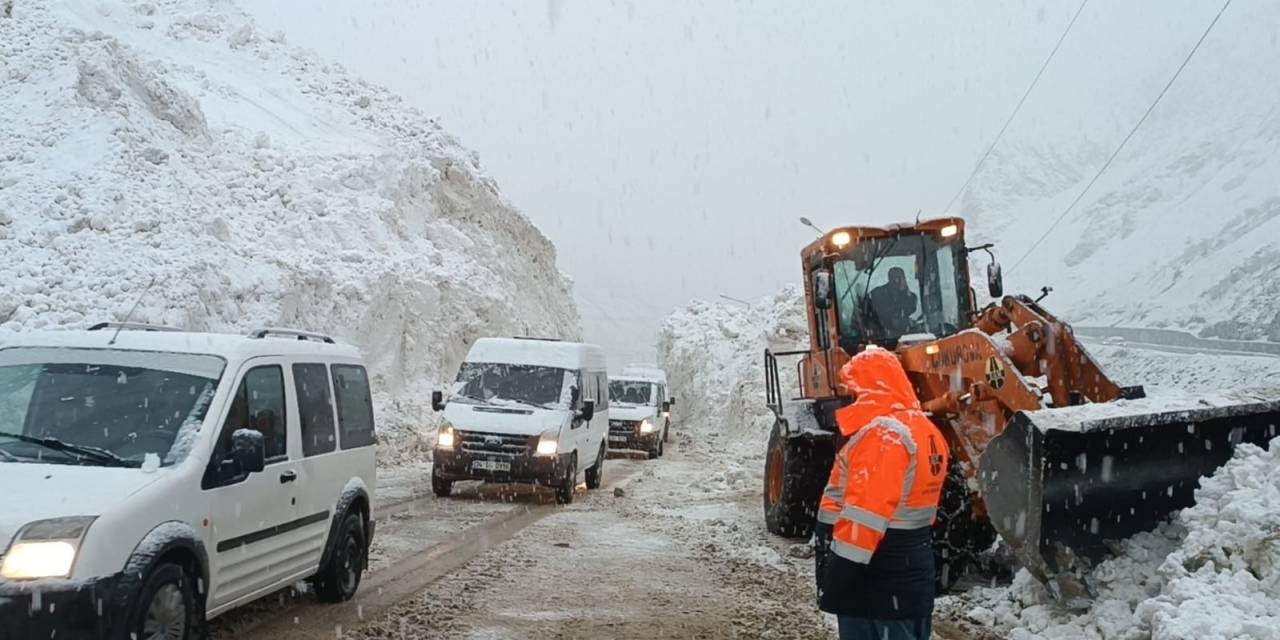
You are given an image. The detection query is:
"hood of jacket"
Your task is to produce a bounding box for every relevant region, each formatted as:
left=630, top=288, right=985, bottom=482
left=833, top=346, right=925, bottom=437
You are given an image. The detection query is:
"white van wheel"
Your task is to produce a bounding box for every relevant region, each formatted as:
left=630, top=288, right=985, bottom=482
left=556, top=455, right=577, bottom=505
left=585, top=443, right=605, bottom=489
left=128, top=562, right=194, bottom=640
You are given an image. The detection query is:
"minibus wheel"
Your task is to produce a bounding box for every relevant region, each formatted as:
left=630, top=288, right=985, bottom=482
left=555, top=455, right=577, bottom=505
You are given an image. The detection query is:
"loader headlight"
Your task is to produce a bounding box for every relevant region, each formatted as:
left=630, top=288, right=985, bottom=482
left=940, top=224, right=958, bottom=238
left=0, top=516, right=95, bottom=580
left=639, top=419, right=657, bottom=434
left=436, top=425, right=457, bottom=450
left=831, top=231, right=852, bottom=248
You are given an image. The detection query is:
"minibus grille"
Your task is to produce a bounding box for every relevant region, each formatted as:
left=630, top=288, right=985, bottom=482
left=458, top=430, right=535, bottom=456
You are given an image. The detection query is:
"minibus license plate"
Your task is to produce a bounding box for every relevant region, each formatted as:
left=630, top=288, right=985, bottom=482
left=609, top=435, right=628, bottom=444
left=473, top=459, right=511, bottom=472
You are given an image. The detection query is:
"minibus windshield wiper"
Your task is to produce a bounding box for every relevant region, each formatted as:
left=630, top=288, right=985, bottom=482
left=0, top=430, right=131, bottom=467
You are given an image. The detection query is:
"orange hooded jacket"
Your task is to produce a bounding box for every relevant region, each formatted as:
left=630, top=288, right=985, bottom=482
left=818, top=347, right=949, bottom=565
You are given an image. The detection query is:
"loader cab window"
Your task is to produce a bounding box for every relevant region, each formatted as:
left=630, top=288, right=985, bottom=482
left=833, top=234, right=968, bottom=348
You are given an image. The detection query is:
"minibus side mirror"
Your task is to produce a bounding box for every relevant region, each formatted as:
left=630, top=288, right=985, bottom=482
left=662, top=401, right=671, bottom=413
left=578, top=399, right=596, bottom=422
left=231, top=429, right=266, bottom=474
left=431, top=390, right=446, bottom=412
left=667, top=396, right=676, bottom=407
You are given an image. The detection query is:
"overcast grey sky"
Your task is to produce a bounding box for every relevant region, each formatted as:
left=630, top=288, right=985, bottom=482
left=245, top=0, right=1215, bottom=365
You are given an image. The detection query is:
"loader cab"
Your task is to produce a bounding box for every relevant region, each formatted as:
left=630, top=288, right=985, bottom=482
left=799, top=218, right=974, bottom=397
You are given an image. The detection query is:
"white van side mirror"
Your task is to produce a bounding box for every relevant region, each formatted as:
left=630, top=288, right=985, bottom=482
left=231, top=429, right=266, bottom=474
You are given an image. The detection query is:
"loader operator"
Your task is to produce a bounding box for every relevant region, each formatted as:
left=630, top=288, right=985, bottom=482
left=813, top=347, right=949, bottom=640
left=868, top=266, right=917, bottom=337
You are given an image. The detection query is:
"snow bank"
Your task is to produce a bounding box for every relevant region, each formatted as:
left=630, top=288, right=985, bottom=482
left=942, top=436, right=1280, bottom=640
left=656, top=286, right=806, bottom=455
left=0, top=0, right=580, bottom=456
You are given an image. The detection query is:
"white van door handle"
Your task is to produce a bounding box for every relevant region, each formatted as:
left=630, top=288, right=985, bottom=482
left=279, top=470, right=298, bottom=484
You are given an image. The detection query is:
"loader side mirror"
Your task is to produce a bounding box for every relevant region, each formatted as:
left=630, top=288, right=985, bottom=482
left=987, top=261, right=1004, bottom=298
left=812, top=271, right=833, bottom=309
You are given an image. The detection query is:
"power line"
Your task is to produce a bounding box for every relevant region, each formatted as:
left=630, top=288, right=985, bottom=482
left=940, top=0, right=1091, bottom=215
left=1010, top=0, right=1233, bottom=273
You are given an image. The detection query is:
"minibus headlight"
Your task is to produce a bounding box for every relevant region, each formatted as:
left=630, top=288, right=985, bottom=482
left=436, top=425, right=457, bottom=450
left=0, top=516, right=95, bottom=580
left=639, top=419, right=657, bottom=434
left=535, top=429, right=560, bottom=456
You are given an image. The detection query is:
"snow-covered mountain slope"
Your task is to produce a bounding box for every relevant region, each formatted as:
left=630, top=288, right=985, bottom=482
left=0, top=0, right=580, bottom=449
left=961, top=0, right=1280, bottom=341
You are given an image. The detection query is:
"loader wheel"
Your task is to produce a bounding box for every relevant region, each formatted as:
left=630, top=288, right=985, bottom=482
left=933, top=461, right=998, bottom=593
left=763, top=419, right=827, bottom=538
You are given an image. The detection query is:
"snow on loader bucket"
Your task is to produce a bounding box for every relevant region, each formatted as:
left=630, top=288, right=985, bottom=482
left=978, top=393, right=1280, bottom=602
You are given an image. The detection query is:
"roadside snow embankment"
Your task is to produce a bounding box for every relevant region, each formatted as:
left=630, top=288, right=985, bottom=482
left=0, top=0, right=580, bottom=457
left=656, top=286, right=807, bottom=458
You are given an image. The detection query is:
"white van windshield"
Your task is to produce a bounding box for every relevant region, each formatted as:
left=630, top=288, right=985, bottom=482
left=609, top=380, right=654, bottom=406
left=0, top=348, right=224, bottom=468
left=451, top=363, right=577, bottom=410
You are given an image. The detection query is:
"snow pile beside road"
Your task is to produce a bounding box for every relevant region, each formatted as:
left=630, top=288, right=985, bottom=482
left=656, top=286, right=807, bottom=454
left=0, top=0, right=579, bottom=451
left=943, top=435, right=1280, bottom=640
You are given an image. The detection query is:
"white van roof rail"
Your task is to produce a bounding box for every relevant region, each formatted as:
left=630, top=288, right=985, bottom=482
left=249, top=328, right=336, bottom=344
left=87, top=322, right=184, bottom=333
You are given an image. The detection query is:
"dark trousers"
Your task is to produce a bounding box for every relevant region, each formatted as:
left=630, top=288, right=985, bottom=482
left=837, top=616, right=932, bottom=640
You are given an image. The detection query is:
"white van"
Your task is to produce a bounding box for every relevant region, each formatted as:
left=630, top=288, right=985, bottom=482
left=0, top=324, right=377, bottom=639
left=431, top=337, right=609, bottom=504
left=607, top=367, right=674, bottom=459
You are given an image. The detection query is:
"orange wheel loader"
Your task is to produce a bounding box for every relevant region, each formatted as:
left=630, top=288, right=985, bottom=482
left=761, top=217, right=1280, bottom=599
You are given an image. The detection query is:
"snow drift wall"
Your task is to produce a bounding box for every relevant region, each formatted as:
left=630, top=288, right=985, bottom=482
left=0, top=0, right=580, bottom=454
left=656, top=286, right=806, bottom=455
left=958, top=2, right=1280, bottom=341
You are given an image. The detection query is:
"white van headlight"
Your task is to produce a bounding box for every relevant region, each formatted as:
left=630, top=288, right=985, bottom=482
left=639, top=419, right=657, bottom=434
left=436, top=424, right=457, bottom=450
left=535, top=429, right=559, bottom=456
left=1, top=516, right=95, bottom=580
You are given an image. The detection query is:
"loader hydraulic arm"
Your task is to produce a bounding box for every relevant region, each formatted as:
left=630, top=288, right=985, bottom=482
left=973, top=296, right=1140, bottom=407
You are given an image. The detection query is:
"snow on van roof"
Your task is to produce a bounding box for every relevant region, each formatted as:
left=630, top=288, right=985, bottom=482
left=0, top=328, right=364, bottom=363
left=465, top=337, right=607, bottom=371
left=617, top=366, right=668, bottom=383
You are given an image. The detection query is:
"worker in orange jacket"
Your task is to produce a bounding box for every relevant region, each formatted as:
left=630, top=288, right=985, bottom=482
left=813, top=347, right=949, bottom=640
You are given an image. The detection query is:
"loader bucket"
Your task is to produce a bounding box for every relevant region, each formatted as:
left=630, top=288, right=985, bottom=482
left=977, top=394, right=1280, bottom=601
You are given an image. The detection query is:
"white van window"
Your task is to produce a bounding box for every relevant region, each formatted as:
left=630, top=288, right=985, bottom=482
left=217, top=366, right=288, bottom=462
left=609, top=380, right=654, bottom=406
left=293, top=363, right=337, bottom=457
left=332, top=365, right=376, bottom=449
left=452, top=363, right=577, bottom=410
left=0, top=348, right=223, bottom=468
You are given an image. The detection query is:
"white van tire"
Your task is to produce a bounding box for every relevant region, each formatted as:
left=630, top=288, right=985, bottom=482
left=585, top=443, right=605, bottom=489
left=555, top=455, right=577, bottom=505
left=124, top=562, right=195, bottom=640
left=432, top=472, right=453, bottom=498
left=313, top=513, right=366, bottom=603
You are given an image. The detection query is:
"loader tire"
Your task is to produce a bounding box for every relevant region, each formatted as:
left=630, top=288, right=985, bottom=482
left=932, top=461, right=998, bottom=593
left=763, top=419, right=826, bottom=539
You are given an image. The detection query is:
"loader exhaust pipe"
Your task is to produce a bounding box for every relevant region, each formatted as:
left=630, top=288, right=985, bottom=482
left=977, top=397, right=1280, bottom=602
